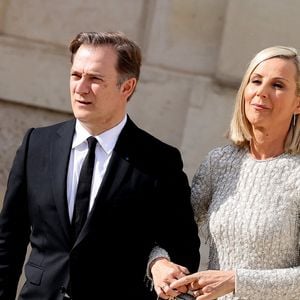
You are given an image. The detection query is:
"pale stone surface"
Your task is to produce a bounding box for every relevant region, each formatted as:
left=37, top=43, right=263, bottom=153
left=0, top=35, right=70, bottom=112
left=181, top=77, right=236, bottom=181
left=3, top=0, right=146, bottom=47
left=0, top=0, right=9, bottom=30
left=0, top=187, right=4, bottom=209
left=128, top=65, right=192, bottom=147
left=145, top=0, right=228, bottom=75
left=216, top=0, right=300, bottom=85
left=0, top=100, right=72, bottom=205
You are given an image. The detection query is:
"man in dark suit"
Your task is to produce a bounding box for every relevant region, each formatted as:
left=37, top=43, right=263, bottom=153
left=0, top=31, right=200, bottom=300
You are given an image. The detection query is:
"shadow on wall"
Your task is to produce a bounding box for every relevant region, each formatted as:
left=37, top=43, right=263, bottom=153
left=0, top=187, right=4, bottom=209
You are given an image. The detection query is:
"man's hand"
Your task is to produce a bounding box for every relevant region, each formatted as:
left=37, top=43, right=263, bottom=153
left=151, top=258, right=190, bottom=299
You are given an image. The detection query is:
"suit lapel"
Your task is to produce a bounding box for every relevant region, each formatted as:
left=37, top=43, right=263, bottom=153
left=74, top=151, right=131, bottom=246
left=94, top=116, right=136, bottom=203
left=73, top=117, right=135, bottom=247
left=50, top=120, right=75, bottom=242
left=96, top=151, right=131, bottom=202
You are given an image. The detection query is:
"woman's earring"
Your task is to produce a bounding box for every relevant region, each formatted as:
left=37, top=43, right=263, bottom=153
left=293, top=114, right=297, bottom=127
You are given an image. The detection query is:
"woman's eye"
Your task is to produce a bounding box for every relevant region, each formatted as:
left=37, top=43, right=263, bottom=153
left=273, top=83, right=283, bottom=89
left=251, top=79, right=261, bottom=84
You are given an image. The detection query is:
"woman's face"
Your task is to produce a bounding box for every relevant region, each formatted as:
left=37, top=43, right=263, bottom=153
left=244, top=57, right=300, bottom=132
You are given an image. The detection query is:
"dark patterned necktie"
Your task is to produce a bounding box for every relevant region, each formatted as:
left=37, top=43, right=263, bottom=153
left=71, top=136, right=97, bottom=241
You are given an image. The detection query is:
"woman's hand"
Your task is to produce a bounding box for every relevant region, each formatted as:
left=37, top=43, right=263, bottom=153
left=151, top=258, right=190, bottom=299
left=170, top=270, right=235, bottom=300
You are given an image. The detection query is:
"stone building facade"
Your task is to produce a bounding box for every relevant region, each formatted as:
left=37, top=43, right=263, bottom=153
left=2, top=0, right=300, bottom=197
left=1, top=0, right=300, bottom=293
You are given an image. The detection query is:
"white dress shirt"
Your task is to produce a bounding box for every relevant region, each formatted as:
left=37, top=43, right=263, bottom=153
left=66, top=116, right=127, bottom=221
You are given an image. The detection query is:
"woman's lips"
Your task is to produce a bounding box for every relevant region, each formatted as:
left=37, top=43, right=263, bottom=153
left=252, top=103, right=269, bottom=110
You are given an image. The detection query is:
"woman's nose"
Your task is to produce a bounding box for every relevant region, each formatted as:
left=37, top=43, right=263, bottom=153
left=256, top=84, right=268, bottom=98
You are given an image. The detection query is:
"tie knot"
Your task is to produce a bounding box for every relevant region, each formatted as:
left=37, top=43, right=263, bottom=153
left=87, top=136, right=97, bottom=150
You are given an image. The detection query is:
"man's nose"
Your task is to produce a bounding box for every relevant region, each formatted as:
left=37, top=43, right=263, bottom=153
left=75, top=78, right=90, bottom=94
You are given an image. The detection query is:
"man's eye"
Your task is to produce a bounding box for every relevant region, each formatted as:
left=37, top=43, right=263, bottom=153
left=71, top=73, right=80, bottom=79
left=92, top=77, right=102, bottom=81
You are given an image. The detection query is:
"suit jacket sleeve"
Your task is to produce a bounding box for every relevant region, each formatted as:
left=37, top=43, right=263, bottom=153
left=0, top=129, right=33, bottom=300
left=152, top=147, right=200, bottom=273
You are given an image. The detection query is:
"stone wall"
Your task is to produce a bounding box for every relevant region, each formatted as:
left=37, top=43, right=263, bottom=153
left=2, top=0, right=300, bottom=188
left=0, top=101, right=72, bottom=202
left=1, top=0, right=300, bottom=285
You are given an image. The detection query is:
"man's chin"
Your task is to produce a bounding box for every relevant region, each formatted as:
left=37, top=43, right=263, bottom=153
left=73, top=111, right=90, bottom=121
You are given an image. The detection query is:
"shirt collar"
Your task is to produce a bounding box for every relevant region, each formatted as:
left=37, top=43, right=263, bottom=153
left=72, top=115, right=127, bottom=154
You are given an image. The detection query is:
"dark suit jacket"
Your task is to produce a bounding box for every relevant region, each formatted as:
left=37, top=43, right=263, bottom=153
left=0, top=116, right=200, bottom=300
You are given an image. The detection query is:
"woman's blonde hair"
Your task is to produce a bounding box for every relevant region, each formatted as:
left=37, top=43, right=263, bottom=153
left=228, top=46, right=300, bottom=154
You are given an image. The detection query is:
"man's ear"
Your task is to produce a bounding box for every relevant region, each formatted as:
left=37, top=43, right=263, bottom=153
left=121, top=78, right=137, bottom=100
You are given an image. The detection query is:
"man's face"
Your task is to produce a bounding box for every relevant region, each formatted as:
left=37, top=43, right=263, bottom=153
left=70, top=45, right=128, bottom=134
